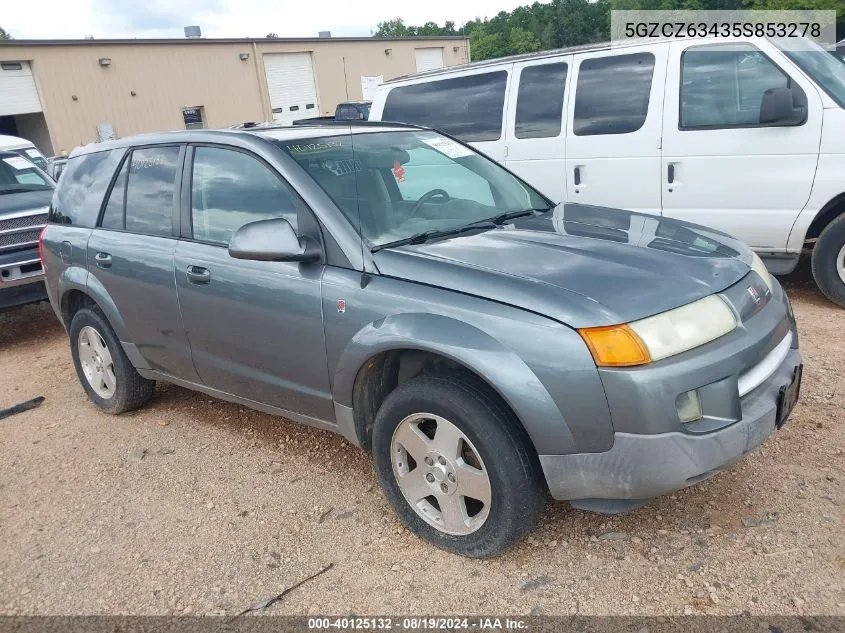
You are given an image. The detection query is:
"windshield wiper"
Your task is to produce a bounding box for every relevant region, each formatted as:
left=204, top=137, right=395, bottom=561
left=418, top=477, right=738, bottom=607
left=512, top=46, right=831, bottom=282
left=486, top=208, right=549, bottom=225
left=0, top=187, right=49, bottom=195
left=372, top=221, right=498, bottom=252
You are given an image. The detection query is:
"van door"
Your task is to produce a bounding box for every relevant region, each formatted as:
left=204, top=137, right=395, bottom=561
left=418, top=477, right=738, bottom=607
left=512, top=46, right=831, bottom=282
left=504, top=56, right=573, bottom=202
left=660, top=40, right=822, bottom=250
left=377, top=66, right=512, bottom=162
left=564, top=45, right=668, bottom=215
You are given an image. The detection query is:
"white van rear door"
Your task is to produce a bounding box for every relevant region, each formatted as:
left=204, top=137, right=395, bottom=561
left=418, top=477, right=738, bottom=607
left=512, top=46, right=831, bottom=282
left=564, top=44, right=668, bottom=215
left=504, top=55, right=573, bottom=203
left=660, top=38, right=822, bottom=251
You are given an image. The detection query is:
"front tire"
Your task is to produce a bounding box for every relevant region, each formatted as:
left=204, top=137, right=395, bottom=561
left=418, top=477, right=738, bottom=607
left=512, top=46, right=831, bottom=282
left=69, top=308, right=155, bottom=414
left=811, top=214, right=845, bottom=308
left=372, top=374, right=546, bottom=557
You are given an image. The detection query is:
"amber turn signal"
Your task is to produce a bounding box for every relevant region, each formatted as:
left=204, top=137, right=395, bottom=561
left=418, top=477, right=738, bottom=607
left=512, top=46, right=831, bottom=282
left=578, top=324, right=652, bottom=367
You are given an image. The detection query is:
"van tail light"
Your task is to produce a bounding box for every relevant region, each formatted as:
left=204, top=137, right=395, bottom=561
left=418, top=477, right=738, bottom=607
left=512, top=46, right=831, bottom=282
left=38, top=226, right=47, bottom=268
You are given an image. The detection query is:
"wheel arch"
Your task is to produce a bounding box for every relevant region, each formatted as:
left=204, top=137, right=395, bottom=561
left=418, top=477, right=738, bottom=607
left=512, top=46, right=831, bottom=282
left=333, top=313, right=578, bottom=454
left=805, top=193, right=845, bottom=241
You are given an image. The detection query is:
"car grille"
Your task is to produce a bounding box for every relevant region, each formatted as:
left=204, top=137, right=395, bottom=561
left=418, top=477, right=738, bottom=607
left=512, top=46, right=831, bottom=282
left=0, top=213, right=48, bottom=252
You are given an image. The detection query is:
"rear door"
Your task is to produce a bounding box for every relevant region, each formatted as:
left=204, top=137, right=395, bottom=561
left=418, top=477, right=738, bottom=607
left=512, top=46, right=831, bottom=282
left=174, top=144, right=332, bottom=420
left=378, top=68, right=512, bottom=162
left=564, top=45, right=668, bottom=215
left=504, top=56, right=572, bottom=202
left=660, top=40, right=822, bottom=250
left=88, top=144, right=198, bottom=380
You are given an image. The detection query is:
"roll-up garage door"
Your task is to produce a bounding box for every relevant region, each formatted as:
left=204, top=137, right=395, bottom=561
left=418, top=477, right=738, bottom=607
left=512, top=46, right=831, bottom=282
left=0, top=61, right=42, bottom=116
left=263, top=52, right=320, bottom=126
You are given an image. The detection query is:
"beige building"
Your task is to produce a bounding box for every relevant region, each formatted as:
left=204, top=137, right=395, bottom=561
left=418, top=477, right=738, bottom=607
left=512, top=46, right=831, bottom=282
left=0, top=36, right=469, bottom=156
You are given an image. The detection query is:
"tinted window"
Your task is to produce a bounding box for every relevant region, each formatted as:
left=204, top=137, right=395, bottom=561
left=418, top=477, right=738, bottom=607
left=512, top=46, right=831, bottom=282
left=515, top=63, right=568, bottom=139
left=124, top=146, right=180, bottom=237
left=50, top=149, right=123, bottom=226
left=336, top=105, right=359, bottom=120
left=681, top=46, right=794, bottom=129
left=190, top=147, right=299, bottom=245
left=573, top=53, right=655, bottom=136
left=100, top=158, right=128, bottom=230
left=382, top=72, right=508, bottom=142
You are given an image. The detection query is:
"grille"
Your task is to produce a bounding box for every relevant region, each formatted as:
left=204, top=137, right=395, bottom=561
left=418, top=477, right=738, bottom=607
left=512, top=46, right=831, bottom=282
left=0, top=229, right=41, bottom=249
left=0, top=213, right=48, bottom=251
left=0, top=213, right=48, bottom=232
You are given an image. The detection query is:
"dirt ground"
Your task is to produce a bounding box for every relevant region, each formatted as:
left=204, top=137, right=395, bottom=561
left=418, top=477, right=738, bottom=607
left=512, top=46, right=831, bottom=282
left=0, top=257, right=842, bottom=617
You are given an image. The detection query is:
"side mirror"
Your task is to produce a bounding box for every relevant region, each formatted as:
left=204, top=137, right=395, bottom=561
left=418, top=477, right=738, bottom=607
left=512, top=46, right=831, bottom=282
left=759, top=87, right=806, bottom=126
left=228, top=217, right=320, bottom=263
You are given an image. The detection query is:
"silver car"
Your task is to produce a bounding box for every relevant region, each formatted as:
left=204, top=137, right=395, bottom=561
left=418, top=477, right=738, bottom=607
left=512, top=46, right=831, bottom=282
left=41, top=123, right=802, bottom=556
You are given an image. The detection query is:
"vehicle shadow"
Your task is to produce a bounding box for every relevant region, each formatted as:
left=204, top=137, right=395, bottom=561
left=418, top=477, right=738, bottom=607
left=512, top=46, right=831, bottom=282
left=0, top=301, right=65, bottom=351
left=778, top=251, right=834, bottom=308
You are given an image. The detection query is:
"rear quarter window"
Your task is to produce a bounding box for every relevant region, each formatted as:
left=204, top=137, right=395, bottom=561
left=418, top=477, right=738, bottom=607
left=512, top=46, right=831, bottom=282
left=382, top=71, right=508, bottom=142
left=50, top=149, right=124, bottom=226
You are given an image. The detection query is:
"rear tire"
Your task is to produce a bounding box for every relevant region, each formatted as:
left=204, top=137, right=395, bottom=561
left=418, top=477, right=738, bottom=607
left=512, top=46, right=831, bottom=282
left=69, top=307, right=155, bottom=414
left=372, top=373, right=546, bottom=557
left=811, top=214, right=845, bottom=308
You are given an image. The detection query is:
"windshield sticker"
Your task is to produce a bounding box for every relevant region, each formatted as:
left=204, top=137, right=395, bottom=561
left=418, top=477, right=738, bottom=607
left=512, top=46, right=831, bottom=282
left=285, top=140, right=344, bottom=154
left=421, top=137, right=474, bottom=159
left=392, top=160, right=405, bottom=183
left=3, top=156, right=33, bottom=170
left=25, top=149, right=41, bottom=158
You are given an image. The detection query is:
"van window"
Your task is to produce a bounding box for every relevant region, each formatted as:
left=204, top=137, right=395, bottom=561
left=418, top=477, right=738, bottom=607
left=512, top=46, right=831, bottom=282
left=681, top=45, right=796, bottom=129
left=190, top=146, right=299, bottom=245
left=382, top=72, right=507, bottom=142
left=515, top=63, right=568, bottom=139
left=50, top=149, right=123, bottom=227
left=573, top=53, right=655, bottom=136
left=124, top=146, right=181, bottom=237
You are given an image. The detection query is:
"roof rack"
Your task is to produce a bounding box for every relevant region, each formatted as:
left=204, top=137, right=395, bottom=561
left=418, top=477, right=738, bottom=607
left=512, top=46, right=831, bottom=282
left=285, top=119, right=430, bottom=131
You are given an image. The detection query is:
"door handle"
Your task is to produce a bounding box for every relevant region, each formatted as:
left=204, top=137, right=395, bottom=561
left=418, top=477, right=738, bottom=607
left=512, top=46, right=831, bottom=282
left=186, top=265, right=211, bottom=284
left=667, top=163, right=675, bottom=184
left=574, top=166, right=581, bottom=186
left=94, top=252, right=112, bottom=268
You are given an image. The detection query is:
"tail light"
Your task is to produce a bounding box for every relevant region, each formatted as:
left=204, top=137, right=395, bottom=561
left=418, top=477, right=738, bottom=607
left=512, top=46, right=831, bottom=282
left=38, top=226, right=47, bottom=268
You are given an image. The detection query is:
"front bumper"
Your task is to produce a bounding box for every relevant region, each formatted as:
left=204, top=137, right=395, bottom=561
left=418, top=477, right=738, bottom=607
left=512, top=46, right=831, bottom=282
left=540, top=347, right=800, bottom=509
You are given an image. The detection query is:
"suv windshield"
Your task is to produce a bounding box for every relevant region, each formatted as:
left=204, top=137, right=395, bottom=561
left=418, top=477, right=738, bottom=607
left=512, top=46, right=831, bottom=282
left=277, top=130, right=550, bottom=248
left=0, top=154, right=53, bottom=194
left=777, top=39, right=845, bottom=107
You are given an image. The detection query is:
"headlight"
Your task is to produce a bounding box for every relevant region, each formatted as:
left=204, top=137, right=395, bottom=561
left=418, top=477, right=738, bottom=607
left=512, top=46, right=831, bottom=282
left=579, top=295, right=738, bottom=366
left=750, top=252, right=774, bottom=293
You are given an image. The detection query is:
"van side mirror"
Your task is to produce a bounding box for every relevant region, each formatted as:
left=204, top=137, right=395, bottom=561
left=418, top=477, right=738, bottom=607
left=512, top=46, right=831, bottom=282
left=759, top=87, right=806, bottom=126
left=228, top=217, right=320, bottom=263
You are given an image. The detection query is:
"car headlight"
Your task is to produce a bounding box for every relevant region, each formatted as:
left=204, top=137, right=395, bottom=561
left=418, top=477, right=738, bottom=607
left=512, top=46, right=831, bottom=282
left=579, top=295, right=738, bottom=366
left=750, top=252, right=774, bottom=293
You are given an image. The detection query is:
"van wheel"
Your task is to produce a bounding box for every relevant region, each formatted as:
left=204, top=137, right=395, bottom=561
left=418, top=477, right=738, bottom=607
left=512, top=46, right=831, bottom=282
left=371, top=374, right=546, bottom=557
left=811, top=214, right=845, bottom=308
left=69, top=308, right=155, bottom=414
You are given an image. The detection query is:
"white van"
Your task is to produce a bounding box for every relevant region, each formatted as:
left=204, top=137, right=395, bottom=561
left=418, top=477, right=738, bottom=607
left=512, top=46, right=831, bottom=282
left=0, top=135, right=49, bottom=172
left=370, top=37, right=845, bottom=306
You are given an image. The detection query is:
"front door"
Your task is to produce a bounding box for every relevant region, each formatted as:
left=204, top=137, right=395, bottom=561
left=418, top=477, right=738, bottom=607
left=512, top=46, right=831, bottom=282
left=174, top=145, right=333, bottom=420
left=88, top=144, right=198, bottom=380
left=564, top=45, right=668, bottom=215
left=660, top=40, right=822, bottom=250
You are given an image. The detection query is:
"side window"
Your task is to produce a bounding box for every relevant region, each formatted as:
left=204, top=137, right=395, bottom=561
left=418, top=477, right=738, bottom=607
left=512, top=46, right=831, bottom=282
left=396, top=147, right=494, bottom=206
left=336, top=105, right=357, bottom=120
left=515, top=63, right=568, bottom=139
left=50, top=149, right=123, bottom=226
left=382, top=71, right=508, bottom=142
left=573, top=53, right=655, bottom=136
left=124, top=146, right=180, bottom=237
left=680, top=46, right=794, bottom=129
left=190, top=146, right=299, bottom=245
left=100, top=157, right=129, bottom=229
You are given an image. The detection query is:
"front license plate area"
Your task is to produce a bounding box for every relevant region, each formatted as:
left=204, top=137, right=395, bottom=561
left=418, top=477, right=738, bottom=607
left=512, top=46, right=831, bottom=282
left=775, top=364, right=802, bottom=430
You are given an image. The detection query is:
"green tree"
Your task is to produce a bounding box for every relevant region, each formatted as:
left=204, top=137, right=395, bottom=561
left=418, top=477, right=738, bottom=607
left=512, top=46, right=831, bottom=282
left=508, top=27, right=542, bottom=54
left=375, top=18, right=410, bottom=37
left=0, top=26, right=11, bottom=40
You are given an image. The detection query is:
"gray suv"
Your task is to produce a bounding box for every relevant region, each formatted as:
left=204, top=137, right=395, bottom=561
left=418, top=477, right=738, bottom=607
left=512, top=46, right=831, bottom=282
left=42, top=124, right=802, bottom=557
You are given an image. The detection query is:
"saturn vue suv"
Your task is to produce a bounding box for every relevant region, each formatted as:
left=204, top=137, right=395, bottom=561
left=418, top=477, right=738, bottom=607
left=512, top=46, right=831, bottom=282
left=40, top=123, right=802, bottom=557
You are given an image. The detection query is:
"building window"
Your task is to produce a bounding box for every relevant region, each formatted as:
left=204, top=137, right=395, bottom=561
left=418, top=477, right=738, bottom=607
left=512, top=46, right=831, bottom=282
left=182, top=106, right=205, bottom=130
left=1, top=62, right=23, bottom=71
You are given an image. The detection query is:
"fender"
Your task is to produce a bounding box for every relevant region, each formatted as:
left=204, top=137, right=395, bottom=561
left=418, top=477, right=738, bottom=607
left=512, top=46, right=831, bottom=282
left=52, top=266, right=87, bottom=327
left=332, top=312, right=579, bottom=455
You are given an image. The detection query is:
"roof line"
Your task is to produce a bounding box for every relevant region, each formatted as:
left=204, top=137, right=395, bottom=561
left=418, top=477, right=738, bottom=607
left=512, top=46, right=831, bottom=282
left=0, top=36, right=468, bottom=46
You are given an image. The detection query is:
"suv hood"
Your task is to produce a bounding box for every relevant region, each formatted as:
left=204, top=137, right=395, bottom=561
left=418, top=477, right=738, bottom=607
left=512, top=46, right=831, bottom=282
left=0, top=189, right=53, bottom=217
left=373, top=204, right=753, bottom=328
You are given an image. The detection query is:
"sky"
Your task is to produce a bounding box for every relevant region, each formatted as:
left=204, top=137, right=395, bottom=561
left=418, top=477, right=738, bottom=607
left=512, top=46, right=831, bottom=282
left=2, top=0, right=540, bottom=40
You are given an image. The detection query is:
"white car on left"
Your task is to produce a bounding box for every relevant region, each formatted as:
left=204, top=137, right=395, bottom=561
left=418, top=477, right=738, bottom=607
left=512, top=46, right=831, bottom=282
left=0, top=134, right=49, bottom=172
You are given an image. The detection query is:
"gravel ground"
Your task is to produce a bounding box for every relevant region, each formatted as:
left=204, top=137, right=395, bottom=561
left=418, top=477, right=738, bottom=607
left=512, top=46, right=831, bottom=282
left=0, top=257, right=842, bottom=617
